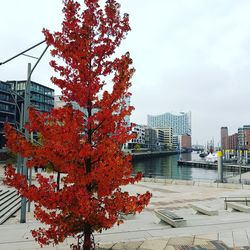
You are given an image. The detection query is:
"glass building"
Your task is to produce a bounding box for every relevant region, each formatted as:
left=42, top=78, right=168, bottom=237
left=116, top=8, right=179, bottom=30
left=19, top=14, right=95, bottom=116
left=0, top=81, right=16, bottom=148
left=147, top=111, right=191, bottom=136
left=8, top=80, right=54, bottom=123
left=0, top=80, right=54, bottom=149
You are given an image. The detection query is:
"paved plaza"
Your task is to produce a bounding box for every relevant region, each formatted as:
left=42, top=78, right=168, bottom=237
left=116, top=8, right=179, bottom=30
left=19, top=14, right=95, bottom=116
left=1, top=167, right=250, bottom=249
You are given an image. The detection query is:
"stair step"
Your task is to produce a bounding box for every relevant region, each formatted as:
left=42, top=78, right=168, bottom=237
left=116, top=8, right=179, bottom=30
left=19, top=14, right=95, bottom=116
left=0, top=190, right=10, bottom=198
left=0, top=203, right=21, bottom=225
left=0, top=195, right=20, bottom=212
left=0, top=191, right=19, bottom=207
left=0, top=190, right=16, bottom=202
left=0, top=198, right=21, bottom=220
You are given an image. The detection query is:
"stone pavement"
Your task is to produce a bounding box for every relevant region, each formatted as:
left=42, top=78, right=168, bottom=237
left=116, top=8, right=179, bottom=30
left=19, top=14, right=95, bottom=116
left=1, top=166, right=250, bottom=249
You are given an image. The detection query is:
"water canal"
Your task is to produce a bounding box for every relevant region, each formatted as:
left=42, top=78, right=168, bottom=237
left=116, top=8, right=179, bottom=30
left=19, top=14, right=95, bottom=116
left=132, top=152, right=237, bottom=182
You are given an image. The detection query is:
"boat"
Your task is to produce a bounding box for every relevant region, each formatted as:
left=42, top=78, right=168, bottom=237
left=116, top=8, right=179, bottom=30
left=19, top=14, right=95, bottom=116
left=205, top=153, right=218, bottom=163
left=199, top=152, right=208, bottom=158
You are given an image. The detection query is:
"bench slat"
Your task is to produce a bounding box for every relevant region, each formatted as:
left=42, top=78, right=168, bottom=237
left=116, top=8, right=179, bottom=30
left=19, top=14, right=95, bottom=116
left=154, top=209, right=186, bottom=228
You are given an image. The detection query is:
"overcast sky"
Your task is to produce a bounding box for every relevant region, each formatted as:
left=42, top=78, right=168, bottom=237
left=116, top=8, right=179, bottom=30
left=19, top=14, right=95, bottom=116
left=1, top=0, right=250, bottom=145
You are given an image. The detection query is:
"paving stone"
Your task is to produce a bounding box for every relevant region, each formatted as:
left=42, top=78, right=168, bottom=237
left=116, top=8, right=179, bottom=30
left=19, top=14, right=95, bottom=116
left=112, top=241, right=143, bottom=250
left=167, top=236, right=194, bottom=246
left=139, top=239, right=168, bottom=250
left=218, top=231, right=234, bottom=248
left=193, top=237, right=209, bottom=246
left=98, top=243, right=115, bottom=250
left=164, top=246, right=175, bottom=250
left=233, top=230, right=250, bottom=247
left=196, top=234, right=218, bottom=241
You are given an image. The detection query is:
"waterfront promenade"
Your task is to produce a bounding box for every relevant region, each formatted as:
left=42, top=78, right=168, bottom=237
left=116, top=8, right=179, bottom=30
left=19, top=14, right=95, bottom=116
left=1, top=167, right=250, bottom=249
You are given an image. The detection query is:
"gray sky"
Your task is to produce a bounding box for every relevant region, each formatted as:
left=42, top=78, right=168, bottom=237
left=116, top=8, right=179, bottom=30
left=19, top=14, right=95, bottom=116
left=1, top=1, right=250, bottom=145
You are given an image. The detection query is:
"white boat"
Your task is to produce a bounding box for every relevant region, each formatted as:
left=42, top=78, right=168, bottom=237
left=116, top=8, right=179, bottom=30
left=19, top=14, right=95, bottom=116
left=205, top=153, right=218, bottom=163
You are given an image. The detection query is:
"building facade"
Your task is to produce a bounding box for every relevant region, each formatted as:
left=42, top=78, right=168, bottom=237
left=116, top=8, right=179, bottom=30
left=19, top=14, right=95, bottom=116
left=237, top=126, right=250, bottom=150
left=244, top=126, right=250, bottom=150
left=0, top=80, right=54, bottom=149
left=228, top=133, right=238, bottom=150
left=0, top=81, right=16, bottom=148
left=154, top=127, right=173, bottom=149
left=145, top=128, right=157, bottom=150
left=9, top=80, right=54, bottom=115
left=127, top=124, right=145, bottom=149
left=147, top=112, right=191, bottom=136
left=221, top=127, right=229, bottom=150
left=180, top=134, right=192, bottom=150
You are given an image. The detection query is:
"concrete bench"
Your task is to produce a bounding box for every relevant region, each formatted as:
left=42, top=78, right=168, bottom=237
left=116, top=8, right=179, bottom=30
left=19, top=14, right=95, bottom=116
left=223, top=196, right=250, bottom=209
left=226, top=202, right=250, bottom=213
left=154, top=209, right=186, bottom=228
left=190, top=204, right=218, bottom=216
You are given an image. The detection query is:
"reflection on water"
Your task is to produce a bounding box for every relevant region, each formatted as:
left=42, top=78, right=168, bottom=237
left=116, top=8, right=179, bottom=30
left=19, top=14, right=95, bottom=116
left=132, top=152, right=234, bottom=181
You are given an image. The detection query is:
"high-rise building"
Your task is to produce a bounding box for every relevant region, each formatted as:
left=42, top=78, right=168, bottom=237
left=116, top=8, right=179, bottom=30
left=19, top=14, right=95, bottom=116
left=147, top=112, right=191, bottom=136
left=180, top=134, right=192, bottom=150
left=0, top=81, right=16, bottom=148
left=221, top=127, right=229, bottom=150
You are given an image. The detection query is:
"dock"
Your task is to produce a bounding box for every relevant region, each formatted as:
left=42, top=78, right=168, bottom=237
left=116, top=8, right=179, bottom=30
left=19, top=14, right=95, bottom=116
left=177, top=160, right=250, bottom=172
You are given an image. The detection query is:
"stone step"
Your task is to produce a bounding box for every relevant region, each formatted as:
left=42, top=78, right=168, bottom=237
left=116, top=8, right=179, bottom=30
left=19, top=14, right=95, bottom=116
left=0, top=194, right=20, bottom=213
left=0, top=189, right=16, bottom=202
left=0, top=197, right=21, bottom=225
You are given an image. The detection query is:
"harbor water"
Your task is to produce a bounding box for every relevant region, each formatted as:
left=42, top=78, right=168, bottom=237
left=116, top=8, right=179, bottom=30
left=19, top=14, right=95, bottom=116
left=132, top=152, right=237, bottom=182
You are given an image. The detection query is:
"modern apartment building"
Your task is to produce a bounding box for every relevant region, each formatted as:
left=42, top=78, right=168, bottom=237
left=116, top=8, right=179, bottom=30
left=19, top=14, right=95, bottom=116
left=145, top=128, right=157, bottom=150
left=127, top=124, right=145, bottom=149
left=147, top=111, right=191, bottom=136
left=9, top=80, right=54, bottom=116
left=155, top=129, right=164, bottom=145
left=243, top=126, right=250, bottom=150
left=228, top=133, right=238, bottom=150
left=237, top=126, right=250, bottom=150
left=155, top=127, right=173, bottom=149
left=0, top=81, right=16, bottom=148
left=0, top=80, right=54, bottom=149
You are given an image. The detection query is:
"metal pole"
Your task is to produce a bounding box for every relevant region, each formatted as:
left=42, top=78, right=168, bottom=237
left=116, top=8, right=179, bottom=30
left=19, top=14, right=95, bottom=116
left=20, top=63, right=31, bottom=223
left=217, top=151, right=223, bottom=182
left=16, top=103, right=24, bottom=174
left=27, top=132, right=34, bottom=212
left=245, top=150, right=248, bottom=164
left=239, top=162, right=242, bottom=184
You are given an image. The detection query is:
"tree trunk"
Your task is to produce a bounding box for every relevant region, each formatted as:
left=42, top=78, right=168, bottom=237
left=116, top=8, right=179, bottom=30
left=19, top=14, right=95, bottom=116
left=83, top=223, right=92, bottom=250
left=57, top=172, right=60, bottom=191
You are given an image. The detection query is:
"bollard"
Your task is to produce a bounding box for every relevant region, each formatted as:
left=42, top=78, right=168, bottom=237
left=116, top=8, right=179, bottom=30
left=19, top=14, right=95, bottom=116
left=217, top=151, right=223, bottom=182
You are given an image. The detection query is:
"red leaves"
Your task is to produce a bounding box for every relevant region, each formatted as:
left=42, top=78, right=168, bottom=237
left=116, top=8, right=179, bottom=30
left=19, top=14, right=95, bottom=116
left=3, top=0, right=151, bottom=248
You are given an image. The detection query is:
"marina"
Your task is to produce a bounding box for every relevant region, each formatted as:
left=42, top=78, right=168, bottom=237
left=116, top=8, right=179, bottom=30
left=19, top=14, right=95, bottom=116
left=177, top=159, right=250, bottom=172
left=132, top=152, right=239, bottom=181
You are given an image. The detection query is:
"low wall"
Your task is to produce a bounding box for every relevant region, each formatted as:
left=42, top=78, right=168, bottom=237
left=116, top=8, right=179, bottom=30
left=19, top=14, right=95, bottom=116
left=141, top=177, right=250, bottom=189
left=131, top=151, right=179, bottom=161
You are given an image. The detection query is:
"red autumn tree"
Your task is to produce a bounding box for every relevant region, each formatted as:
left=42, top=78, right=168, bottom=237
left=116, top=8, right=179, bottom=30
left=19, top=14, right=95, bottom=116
left=4, top=0, right=151, bottom=249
